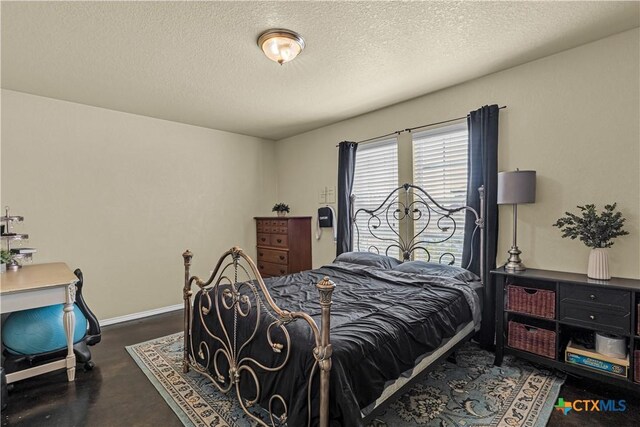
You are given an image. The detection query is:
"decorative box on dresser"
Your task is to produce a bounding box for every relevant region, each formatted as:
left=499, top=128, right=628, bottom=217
left=254, top=217, right=312, bottom=278
left=493, top=267, right=640, bottom=392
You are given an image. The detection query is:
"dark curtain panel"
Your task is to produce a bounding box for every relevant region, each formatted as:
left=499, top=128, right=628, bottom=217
left=336, top=141, right=358, bottom=257
left=461, top=105, right=499, bottom=348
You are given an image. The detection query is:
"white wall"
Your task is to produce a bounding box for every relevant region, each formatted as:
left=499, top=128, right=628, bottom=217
left=274, top=28, right=640, bottom=279
left=1, top=90, right=277, bottom=319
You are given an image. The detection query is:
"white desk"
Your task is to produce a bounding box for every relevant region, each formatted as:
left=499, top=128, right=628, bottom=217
left=0, top=263, right=78, bottom=383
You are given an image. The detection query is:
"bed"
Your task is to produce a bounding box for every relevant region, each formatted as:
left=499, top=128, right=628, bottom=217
left=181, top=183, right=486, bottom=427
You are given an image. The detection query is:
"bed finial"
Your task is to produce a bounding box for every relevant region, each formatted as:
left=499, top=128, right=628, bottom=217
left=230, top=246, right=243, bottom=259
left=316, top=276, right=335, bottom=427
left=317, top=276, right=335, bottom=305
left=183, top=249, right=193, bottom=267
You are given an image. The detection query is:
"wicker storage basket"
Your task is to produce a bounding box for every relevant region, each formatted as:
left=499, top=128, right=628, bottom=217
left=508, top=320, right=556, bottom=359
left=507, top=285, right=555, bottom=319
left=635, top=350, right=640, bottom=383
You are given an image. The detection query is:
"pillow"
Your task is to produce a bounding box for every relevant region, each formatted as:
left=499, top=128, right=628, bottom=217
left=334, top=252, right=402, bottom=270
left=393, top=260, right=480, bottom=282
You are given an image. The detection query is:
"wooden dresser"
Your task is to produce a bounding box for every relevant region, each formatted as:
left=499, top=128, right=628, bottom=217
left=254, top=216, right=312, bottom=278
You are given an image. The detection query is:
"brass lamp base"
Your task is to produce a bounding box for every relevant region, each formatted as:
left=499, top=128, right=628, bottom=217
left=504, top=245, right=526, bottom=272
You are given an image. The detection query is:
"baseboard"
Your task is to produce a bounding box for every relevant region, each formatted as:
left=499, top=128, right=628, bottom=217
left=100, top=303, right=183, bottom=326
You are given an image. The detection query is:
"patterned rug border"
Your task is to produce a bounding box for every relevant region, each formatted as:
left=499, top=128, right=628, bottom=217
left=126, top=332, right=197, bottom=427
left=498, top=369, right=562, bottom=427
left=127, top=333, right=564, bottom=427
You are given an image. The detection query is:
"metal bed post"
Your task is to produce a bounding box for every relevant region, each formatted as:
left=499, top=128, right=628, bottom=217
left=478, top=185, right=485, bottom=286
left=316, top=277, right=335, bottom=427
left=182, top=250, right=193, bottom=373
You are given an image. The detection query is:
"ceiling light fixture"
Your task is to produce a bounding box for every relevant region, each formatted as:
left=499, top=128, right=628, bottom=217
left=257, top=29, right=305, bottom=65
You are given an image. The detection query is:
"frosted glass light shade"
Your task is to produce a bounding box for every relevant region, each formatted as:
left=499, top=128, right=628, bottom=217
left=258, top=29, right=305, bottom=64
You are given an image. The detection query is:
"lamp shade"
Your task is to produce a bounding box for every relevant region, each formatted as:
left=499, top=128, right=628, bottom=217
left=497, top=170, right=536, bottom=204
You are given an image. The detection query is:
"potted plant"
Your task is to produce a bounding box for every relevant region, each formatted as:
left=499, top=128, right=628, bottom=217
left=553, top=203, right=629, bottom=280
left=272, top=203, right=290, bottom=218
left=1, top=249, right=12, bottom=273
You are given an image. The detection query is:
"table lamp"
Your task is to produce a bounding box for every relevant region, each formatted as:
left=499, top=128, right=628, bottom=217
left=498, top=169, right=536, bottom=272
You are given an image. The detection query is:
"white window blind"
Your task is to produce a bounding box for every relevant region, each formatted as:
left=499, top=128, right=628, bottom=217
left=412, top=122, right=469, bottom=266
left=351, top=138, right=399, bottom=257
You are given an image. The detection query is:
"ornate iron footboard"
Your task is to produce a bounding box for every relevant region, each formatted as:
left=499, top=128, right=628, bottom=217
left=182, top=247, right=334, bottom=427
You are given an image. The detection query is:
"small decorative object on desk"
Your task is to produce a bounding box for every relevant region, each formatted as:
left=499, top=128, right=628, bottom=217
left=272, top=202, right=290, bottom=217
left=1, top=206, right=35, bottom=271
left=0, top=249, right=11, bottom=273
left=553, top=203, right=628, bottom=280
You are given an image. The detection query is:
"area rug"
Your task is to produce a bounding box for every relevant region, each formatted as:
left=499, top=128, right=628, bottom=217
left=126, top=333, right=564, bottom=427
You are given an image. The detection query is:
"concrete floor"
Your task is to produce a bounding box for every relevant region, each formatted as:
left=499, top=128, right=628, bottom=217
left=2, top=310, right=638, bottom=426
left=2, top=311, right=184, bottom=427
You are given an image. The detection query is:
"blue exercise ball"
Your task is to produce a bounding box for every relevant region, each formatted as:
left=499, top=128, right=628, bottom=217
left=2, top=304, right=88, bottom=355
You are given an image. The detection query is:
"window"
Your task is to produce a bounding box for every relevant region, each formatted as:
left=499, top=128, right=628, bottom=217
left=351, top=137, right=399, bottom=257
left=349, top=122, right=469, bottom=264
left=412, top=122, right=469, bottom=265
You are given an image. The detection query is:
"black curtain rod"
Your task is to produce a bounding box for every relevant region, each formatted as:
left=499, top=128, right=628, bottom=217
left=354, top=130, right=402, bottom=145
left=406, top=105, right=507, bottom=133
left=336, top=105, right=507, bottom=147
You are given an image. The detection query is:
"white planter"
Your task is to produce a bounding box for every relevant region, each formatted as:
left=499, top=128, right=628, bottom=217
left=587, top=248, right=610, bottom=280
left=0, top=263, right=5, bottom=273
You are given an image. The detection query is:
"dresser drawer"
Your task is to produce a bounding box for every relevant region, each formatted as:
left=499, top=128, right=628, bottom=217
left=271, top=234, right=288, bottom=248
left=257, top=248, right=288, bottom=265
left=559, top=283, right=630, bottom=311
left=264, top=224, right=287, bottom=233
left=257, top=261, right=288, bottom=277
left=257, top=233, right=271, bottom=246
left=559, top=303, right=630, bottom=334
left=269, top=226, right=288, bottom=233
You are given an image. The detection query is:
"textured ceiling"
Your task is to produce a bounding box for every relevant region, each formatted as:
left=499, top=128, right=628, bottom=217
left=2, top=1, right=639, bottom=140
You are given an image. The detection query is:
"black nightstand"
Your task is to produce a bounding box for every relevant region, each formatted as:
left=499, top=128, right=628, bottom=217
left=492, top=267, right=640, bottom=392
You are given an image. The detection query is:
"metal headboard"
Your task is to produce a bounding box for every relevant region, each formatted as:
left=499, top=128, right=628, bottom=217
left=352, top=183, right=485, bottom=275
